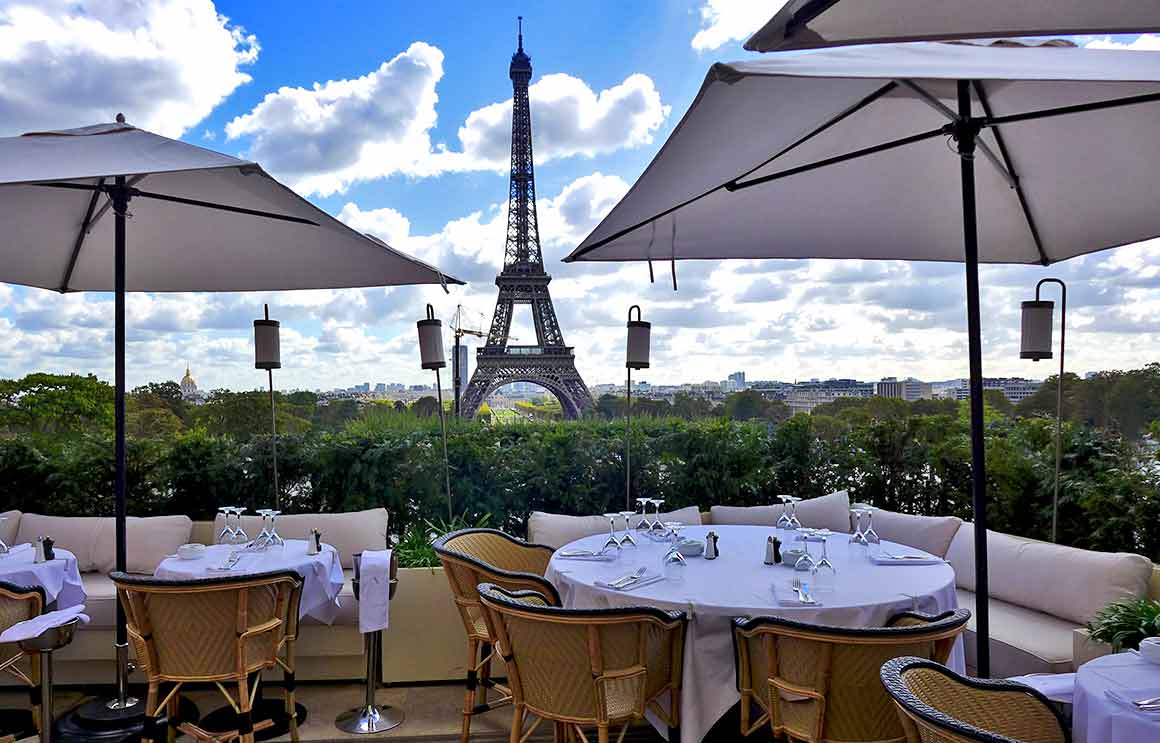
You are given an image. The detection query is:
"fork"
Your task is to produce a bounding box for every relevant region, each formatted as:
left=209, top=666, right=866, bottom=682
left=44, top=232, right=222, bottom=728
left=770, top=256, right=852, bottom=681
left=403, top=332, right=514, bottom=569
left=1134, top=694, right=1160, bottom=707
left=791, top=578, right=817, bottom=605
left=609, top=566, right=647, bottom=588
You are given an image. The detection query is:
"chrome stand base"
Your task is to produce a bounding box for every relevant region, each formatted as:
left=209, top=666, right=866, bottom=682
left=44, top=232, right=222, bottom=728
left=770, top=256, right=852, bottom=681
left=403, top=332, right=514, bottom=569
left=335, top=705, right=404, bottom=734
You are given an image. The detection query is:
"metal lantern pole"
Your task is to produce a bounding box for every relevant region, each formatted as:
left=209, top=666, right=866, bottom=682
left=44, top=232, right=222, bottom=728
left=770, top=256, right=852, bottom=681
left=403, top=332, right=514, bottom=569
left=254, top=305, right=282, bottom=509
left=418, top=305, right=452, bottom=519
left=1021, top=279, right=1066, bottom=543
left=625, top=306, right=651, bottom=510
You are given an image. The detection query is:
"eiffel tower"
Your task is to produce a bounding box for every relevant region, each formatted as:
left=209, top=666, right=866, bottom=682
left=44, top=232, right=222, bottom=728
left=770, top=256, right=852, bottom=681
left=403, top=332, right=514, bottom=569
left=460, top=20, right=593, bottom=420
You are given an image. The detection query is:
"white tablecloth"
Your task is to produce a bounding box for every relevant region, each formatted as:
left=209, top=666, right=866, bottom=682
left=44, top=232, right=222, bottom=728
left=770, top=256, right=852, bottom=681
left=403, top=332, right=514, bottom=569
left=547, top=525, right=964, bottom=743
left=1074, top=652, right=1160, bottom=743
left=154, top=540, right=344, bottom=624
left=0, top=546, right=85, bottom=609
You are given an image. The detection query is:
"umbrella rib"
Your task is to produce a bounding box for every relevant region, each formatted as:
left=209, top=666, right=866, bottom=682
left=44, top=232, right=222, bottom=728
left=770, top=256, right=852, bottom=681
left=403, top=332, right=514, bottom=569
left=58, top=176, right=105, bottom=292
left=131, top=189, right=319, bottom=225
left=972, top=81, right=1049, bottom=266
left=900, top=79, right=1014, bottom=189
left=982, top=90, right=1160, bottom=128
left=726, top=126, right=946, bottom=191
left=566, top=80, right=897, bottom=261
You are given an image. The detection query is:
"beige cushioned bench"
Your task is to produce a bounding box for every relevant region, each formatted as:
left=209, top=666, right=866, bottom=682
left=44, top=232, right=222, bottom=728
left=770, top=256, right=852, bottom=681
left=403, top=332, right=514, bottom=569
left=0, top=508, right=387, bottom=683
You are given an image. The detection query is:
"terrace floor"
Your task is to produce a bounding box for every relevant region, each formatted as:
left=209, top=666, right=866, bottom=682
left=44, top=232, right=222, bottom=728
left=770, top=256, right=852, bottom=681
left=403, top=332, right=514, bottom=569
left=0, top=683, right=688, bottom=742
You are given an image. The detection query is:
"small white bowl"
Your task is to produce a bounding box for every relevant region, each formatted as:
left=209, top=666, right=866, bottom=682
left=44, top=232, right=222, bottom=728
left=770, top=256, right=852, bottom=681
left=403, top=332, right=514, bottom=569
left=1139, top=637, right=1160, bottom=664
left=177, top=543, right=206, bottom=561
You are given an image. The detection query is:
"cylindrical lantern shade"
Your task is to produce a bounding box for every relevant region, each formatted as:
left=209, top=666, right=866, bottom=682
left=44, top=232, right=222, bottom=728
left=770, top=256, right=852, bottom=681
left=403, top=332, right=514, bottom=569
left=417, top=304, right=446, bottom=370
left=1020, top=300, right=1054, bottom=360
left=626, top=305, right=650, bottom=369
left=254, top=319, right=281, bottom=370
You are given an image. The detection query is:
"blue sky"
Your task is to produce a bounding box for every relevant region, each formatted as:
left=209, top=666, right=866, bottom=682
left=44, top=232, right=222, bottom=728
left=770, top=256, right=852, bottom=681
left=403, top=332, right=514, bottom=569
left=2, top=1, right=1159, bottom=395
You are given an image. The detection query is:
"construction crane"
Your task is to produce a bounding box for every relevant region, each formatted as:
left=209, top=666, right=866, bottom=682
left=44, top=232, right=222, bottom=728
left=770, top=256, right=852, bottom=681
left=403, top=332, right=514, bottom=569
left=450, top=305, right=517, bottom=417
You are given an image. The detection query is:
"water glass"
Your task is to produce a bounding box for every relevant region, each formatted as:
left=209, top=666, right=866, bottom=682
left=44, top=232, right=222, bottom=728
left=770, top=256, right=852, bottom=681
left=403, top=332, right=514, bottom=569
left=634, top=498, right=651, bottom=532
left=601, top=513, right=622, bottom=556
left=616, top=511, right=637, bottom=548
left=775, top=495, right=794, bottom=529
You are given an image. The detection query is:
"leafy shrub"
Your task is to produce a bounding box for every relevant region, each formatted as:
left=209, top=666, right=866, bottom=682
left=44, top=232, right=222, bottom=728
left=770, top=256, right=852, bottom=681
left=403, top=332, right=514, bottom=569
left=1087, top=598, right=1160, bottom=651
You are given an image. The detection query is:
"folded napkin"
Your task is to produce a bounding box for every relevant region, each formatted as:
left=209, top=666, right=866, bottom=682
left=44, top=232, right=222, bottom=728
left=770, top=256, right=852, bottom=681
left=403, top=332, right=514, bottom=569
left=0, top=605, right=90, bottom=644
left=1006, top=673, right=1076, bottom=703
left=358, top=549, right=392, bottom=634
left=1105, top=687, right=1160, bottom=714
left=870, top=554, right=943, bottom=566
left=773, top=585, right=824, bottom=607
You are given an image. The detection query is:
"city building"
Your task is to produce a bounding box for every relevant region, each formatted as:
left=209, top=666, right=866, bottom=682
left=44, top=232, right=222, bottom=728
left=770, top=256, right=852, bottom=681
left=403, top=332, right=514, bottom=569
left=876, top=376, right=933, bottom=401
left=178, top=366, right=204, bottom=404
left=725, top=371, right=747, bottom=391
left=954, top=377, right=1041, bottom=404
left=786, top=379, right=874, bottom=414
left=374, top=383, right=387, bottom=394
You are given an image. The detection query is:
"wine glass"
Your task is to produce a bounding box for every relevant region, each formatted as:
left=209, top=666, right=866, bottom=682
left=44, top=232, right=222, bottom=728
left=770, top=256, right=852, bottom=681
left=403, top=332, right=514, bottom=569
left=253, top=509, right=273, bottom=549
left=266, top=510, right=285, bottom=548
left=217, top=506, right=236, bottom=544
left=601, top=514, right=622, bottom=555
left=775, top=495, right=794, bottom=529
left=786, top=496, right=803, bottom=530
left=815, top=533, right=836, bottom=574
left=616, top=511, right=637, bottom=548
left=849, top=507, right=867, bottom=545
left=649, top=499, right=668, bottom=536
left=230, top=507, right=249, bottom=544
left=794, top=539, right=816, bottom=571
left=661, top=524, right=687, bottom=583
left=861, top=505, right=880, bottom=545
left=634, top=498, right=651, bottom=532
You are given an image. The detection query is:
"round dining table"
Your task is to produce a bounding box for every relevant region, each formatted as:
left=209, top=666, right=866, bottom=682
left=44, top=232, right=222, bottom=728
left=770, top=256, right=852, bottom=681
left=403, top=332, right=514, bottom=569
left=547, top=524, right=964, bottom=743
left=1073, top=651, right=1160, bottom=743
left=154, top=540, right=344, bottom=623
left=0, top=545, right=85, bottom=609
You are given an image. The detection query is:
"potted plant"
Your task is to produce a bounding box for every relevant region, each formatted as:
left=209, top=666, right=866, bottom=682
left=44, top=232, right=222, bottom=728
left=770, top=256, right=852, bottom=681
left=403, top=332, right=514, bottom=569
left=1087, top=598, right=1160, bottom=652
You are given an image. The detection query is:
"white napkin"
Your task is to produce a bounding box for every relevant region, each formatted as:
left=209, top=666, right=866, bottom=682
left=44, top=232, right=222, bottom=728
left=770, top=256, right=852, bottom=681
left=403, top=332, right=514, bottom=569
left=595, top=571, right=664, bottom=591
left=1007, top=673, right=1076, bottom=703
left=357, top=549, right=392, bottom=634
left=0, top=605, right=90, bottom=644
left=773, top=584, right=824, bottom=607
left=1105, top=687, right=1160, bottom=714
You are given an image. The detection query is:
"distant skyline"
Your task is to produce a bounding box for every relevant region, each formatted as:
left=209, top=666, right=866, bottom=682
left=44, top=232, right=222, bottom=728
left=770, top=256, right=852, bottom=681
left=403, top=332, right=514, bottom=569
left=1, top=2, right=1159, bottom=394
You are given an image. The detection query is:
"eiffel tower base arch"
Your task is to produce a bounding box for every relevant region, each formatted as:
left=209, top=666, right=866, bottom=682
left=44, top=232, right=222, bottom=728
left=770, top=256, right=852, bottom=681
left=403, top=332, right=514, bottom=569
left=460, top=352, right=594, bottom=420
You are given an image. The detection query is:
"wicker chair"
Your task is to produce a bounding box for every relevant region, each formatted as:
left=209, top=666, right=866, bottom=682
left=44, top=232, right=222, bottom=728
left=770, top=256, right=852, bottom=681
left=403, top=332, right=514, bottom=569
left=433, top=528, right=560, bottom=743
left=732, top=608, right=971, bottom=743
left=880, top=657, right=1069, bottom=743
left=112, top=570, right=303, bottom=743
left=477, top=583, right=687, bottom=743
left=0, top=580, right=45, bottom=735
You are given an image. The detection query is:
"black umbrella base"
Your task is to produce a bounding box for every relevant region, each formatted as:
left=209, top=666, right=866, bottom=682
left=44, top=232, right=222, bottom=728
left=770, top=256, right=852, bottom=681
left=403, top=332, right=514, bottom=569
left=0, top=708, right=36, bottom=740
left=55, top=695, right=198, bottom=743
left=199, top=700, right=307, bottom=742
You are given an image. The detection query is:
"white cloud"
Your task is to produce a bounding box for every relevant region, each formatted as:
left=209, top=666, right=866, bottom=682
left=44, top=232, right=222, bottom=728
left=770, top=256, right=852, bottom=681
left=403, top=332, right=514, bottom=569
left=225, top=44, right=667, bottom=195
left=0, top=0, right=258, bottom=137
left=1084, top=34, right=1160, bottom=51
left=691, top=0, right=786, bottom=52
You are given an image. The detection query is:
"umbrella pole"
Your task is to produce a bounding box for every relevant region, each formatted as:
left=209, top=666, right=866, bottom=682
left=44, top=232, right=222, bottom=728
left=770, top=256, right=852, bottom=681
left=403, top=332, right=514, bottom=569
left=956, top=80, right=991, bottom=678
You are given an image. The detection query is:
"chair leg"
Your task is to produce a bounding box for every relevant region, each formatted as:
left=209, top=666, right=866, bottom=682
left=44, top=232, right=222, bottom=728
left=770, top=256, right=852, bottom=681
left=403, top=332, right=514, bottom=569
left=478, top=641, right=492, bottom=707
left=462, top=638, right=480, bottom=743
left=28, top=651, right=42, bottom=736
left=597, top=723, right=609, bottom=743
left=141, top=683, right=160, bottom=743
left=237, top=676, right=255, bottom=743
left=284, top=641, right=299, bottom=743
left=165, top=690, right=180, bottom=743
left=509, top=704, right=523, bottom=743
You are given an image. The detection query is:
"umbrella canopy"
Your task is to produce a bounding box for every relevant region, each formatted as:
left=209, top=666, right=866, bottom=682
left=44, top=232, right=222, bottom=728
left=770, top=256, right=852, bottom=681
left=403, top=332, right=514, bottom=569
left=0, top=122, right=462, bottom=291
left=567, top=41, right=1160, bottom=679
left=746, top=0, right=1160, bottom=52
left=567, top=42, right=1160, bottom=265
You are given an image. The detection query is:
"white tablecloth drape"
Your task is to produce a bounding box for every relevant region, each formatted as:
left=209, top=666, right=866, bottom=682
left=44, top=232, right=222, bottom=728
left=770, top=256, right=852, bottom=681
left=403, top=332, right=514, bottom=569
left=547, top=525, right=963, bottom=743
left=1074, top=652, right=1160, bottom=743
left=0, top=546, right=85, bottom=609
left=155, top=540, right=344, bottom=624
left=357, top=549, right=392, bottom=634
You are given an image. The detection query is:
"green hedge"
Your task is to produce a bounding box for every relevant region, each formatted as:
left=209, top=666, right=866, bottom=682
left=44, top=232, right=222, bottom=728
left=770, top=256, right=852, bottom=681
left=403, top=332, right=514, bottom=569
left=2, top=414, right=1158, bottom=561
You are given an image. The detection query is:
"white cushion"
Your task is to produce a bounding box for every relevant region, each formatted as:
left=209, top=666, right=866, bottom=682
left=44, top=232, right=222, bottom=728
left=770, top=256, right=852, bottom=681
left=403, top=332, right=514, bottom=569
left=710, top=490, right=851, bottom=533
left=93, top=516, right=192, bottom=574
left=15, top=514, right=103, bottom=572
left=870, top=510, right=962, bottom=558
left=956, top=589, right=1076, bottom=677
left=211, top=509, right=387, bottom=569
left=528, top=507, right=703, bottom=549
left=0, top=510, right=20, bottom=546
left=946, top=525, right=1152, bottom=625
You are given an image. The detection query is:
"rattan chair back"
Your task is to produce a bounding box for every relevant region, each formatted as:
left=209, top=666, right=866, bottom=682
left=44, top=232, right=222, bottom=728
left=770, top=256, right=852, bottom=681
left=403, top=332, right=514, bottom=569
left=478, top=583, right=687, bottom=731
left=433, top=529, right=560, bottom=642
left=0, top=580, right=44, bottom=676
left=880, top=657, right=1069, bottom=743
left=733, top=609, right=971, bottom=743
left=112, top=570, right=301, bottom=682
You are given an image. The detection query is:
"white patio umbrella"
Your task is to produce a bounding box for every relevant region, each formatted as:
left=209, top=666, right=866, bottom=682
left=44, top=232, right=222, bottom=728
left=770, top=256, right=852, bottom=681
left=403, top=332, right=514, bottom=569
left=0, top=118, right=463, bottom=730
left=566, top=41, right=1160, bottom=677
left=746, top=0, right=1160, bottom=52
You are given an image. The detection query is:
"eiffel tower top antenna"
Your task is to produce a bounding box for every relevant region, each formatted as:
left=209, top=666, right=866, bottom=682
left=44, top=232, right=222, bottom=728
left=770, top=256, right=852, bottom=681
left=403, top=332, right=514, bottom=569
left=518, top=16, right=523, bottom=51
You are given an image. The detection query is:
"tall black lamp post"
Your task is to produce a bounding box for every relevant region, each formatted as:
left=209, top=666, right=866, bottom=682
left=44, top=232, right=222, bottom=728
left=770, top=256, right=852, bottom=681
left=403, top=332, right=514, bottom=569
left=254, top=305, right=281, bottom=507
left=418, top=304, right=453, bottom=519
left=1021, top=278, right=1067, bottom=543
left=625, top=306, right=651, bottom=510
